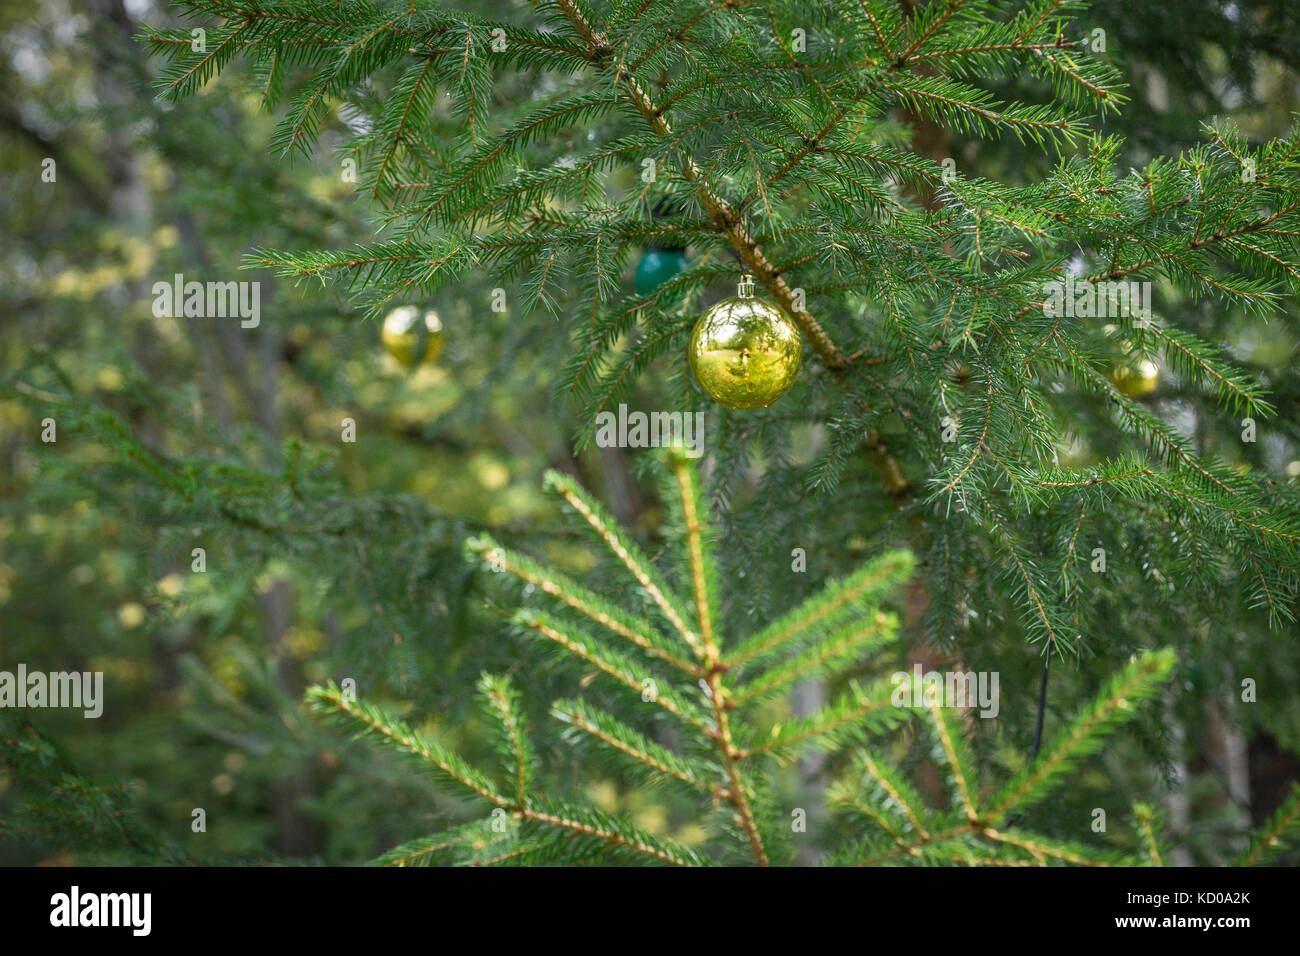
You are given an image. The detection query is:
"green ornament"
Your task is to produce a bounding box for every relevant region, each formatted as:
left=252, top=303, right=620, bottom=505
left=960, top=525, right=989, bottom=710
left=688, top=276, right=802, bottom=409
left=381, top=305, right=444, bottom=368
left=635, top=247, right=688, bottom=297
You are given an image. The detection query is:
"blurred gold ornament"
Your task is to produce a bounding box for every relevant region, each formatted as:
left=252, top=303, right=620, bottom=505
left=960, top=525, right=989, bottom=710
left=1110, top=356, right=1159, bottom=397
left=381, top=306, right=444, bottom=367
left=688, top=276, right=802, bottom=409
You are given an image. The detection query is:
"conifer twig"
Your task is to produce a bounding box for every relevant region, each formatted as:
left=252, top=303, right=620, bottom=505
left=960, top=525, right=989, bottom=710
left=542, top=0, right=913, bottom=497
left=548, top=474, right=706, bottom=659
left=1234, top=784, right=1300, bottom=867
left=309, top=684, right=699, bottom=865
left=671, top=454, right=769, bottom=866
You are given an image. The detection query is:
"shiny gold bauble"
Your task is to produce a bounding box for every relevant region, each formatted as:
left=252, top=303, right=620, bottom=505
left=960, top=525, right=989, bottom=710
left=688, top=296, right=802, bottom=409
left=380, top=306, right=444, bottom=367
left=1110, top=357, right=1159, bottom=397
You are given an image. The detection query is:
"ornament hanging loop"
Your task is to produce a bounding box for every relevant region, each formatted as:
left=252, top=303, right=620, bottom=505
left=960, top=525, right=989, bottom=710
left=737, top=274, right=755, bottom=298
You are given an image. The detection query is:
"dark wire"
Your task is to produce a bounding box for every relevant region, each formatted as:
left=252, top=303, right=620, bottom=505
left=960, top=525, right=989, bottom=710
left=1029, top=650, right=1052, bottom=764
left=1006, top=650, right=1052, bottom=829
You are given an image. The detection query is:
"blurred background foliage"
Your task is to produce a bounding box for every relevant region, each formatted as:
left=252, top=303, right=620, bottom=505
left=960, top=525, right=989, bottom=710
left=1, top=0, right=1298, bottom=865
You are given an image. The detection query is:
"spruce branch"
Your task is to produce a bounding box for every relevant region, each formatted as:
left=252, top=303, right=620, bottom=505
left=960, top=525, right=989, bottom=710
left=986, top=649, right=1176, bottom=820
left=1234, top=784, right=1300, bottom=867
left=522, top=797, right=702, bottom=866
left=982, top=829, right=1118, bottom=867
left=120, top=0, right=1300, bottom=868
left=505, top=608, right=711, bottom=729
left=669, top=452, right=769, bottom=865
left=743, top=679, right=908, bottom=760
left=465, top=534, right=699, bottom=674
left=1133, top=803, right=1166, bottom=867
left=826, top=647, right=1179, bottom=866
left=727, top=550, right=915, bottom=669
left=827, top=782, right=908, bottom=845
left=544, top=469, right=705, bottom=659
left=552, top=698, right=722, bottom=796
left=368, top=830, right=473, bottom=867
left=306, top=682, right=700, bottom=865
left=297, top=452, right=916, bottom=864
left=927, top=701, right=980, bottom=823
left=538, top=0, right=924, bottom=499
left=478, top=673, right=537, bottom=804
left=307, top=682, right=505, bottom=804
left=671, top=452, right=722, bottom=658
left=730, top=612, right=897, bottom=706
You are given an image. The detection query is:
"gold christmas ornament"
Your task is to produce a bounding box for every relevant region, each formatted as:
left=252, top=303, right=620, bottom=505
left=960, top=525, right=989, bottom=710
left=381, top=305, right=444, bottom=367
left=688, top=275, right=802, bottom=409
left=1110, top=356, right=1159, bottom=397
left=1105, top=331, right=1159, bottom=398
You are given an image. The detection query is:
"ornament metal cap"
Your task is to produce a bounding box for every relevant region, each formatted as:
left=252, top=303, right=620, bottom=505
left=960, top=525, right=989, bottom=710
left=737, top=274, right=755, bottom=298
